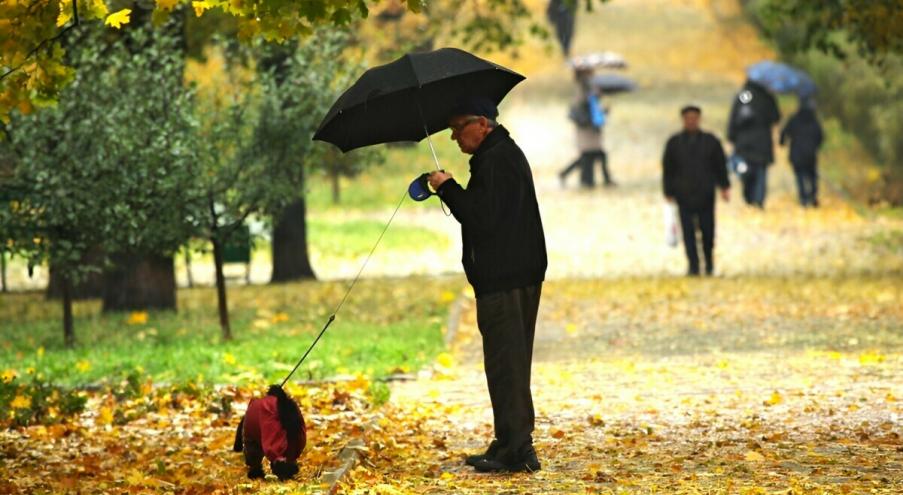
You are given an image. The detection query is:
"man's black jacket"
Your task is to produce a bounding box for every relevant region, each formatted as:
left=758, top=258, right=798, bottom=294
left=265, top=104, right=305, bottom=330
left=780, top=108, right=823, bottom=165
left=663, top=129, right=729, bottom=208
left=437, top=126, right=547, bottom=298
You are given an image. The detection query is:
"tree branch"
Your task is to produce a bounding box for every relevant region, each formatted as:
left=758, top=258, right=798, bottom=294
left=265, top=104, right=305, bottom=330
left=0, top=0, right=80, bottom=83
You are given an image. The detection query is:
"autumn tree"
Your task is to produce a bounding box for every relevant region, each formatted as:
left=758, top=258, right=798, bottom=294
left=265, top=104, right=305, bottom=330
left=1, top=22, right=199, bottom=346
left=247, top=32, right=383, bottom=282
left=0, top=0, right=607, bottom=121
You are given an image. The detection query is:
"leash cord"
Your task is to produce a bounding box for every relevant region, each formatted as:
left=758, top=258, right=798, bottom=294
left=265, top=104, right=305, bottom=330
left=280, top=190, right=409, bottom=387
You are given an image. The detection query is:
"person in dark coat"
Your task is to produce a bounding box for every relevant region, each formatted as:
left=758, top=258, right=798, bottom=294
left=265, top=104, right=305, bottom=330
left=727, top=79, right=780, bottom=208
left=663, top=105, right=730, bottom=276
left=780, top=99, right=824, bottom=207
left=427, top=97, right=547, bottom=474
left=233, top=385, right=306, bottom=480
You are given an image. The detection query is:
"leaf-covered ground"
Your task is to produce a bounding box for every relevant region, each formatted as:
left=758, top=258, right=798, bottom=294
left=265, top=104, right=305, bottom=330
left=3, top=0, right=903, bottom=493
left=354, top=276, right=903, bottom=494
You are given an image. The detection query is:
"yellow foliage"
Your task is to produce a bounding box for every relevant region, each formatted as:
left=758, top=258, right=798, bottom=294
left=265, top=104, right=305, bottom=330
left=75, top=360, right=91, bottom=373
left=192, top=1, right=213, bottom=17
left=10, top=395, right=31, bottom=409
left=156, top=0, right=180, bottom=11
left=127, top=311, right=148, bottom=325
left=435, top=352, right=454, bottom=369
left=765, top=391, right=783, bottom=406
left=222, top=352, right=236, bottom=365
left=104, top=9, right=132, bottom=29
left=1, top=369, right=16, bottom=383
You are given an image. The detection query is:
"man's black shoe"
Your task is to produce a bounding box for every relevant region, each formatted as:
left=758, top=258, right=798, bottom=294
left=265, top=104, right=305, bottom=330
left=473, top=447, right=541, bottom=473
left=465, top=440, right=500, bottom=467
left=247, top=466, right=265, bottom=479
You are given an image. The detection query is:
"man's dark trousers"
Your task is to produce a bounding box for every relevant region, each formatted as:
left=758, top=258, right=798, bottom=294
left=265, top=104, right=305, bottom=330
left=741, top=162, right=767, bottom=207
left=678, top=201, right=715, bottom=274
left=475, top=284, right=542, bottom=460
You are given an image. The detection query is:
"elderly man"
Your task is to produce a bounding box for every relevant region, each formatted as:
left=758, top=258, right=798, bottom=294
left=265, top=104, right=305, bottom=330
left=427, top=98, right=547, bottom=473
left=663, top=105, right=730, bottom=276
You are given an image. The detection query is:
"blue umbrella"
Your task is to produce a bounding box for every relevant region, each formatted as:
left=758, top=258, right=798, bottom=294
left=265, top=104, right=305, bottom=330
left=746, top=60, right=816, bottom=97
left=590, top=73, right=637, bottom=94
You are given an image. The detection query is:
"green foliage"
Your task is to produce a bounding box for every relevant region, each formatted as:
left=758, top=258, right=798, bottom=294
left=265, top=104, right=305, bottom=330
left=246, top=30, right=383, bottom=217
left=2, top=21, right=200, bottom=284
left=750, top=0, right=902, bottom=63
left=745, top=1, right=903, bottom=201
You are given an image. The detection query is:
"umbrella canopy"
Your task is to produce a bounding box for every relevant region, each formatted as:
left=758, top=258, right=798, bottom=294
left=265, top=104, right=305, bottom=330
left=570, top=52, right=628, bottom=71
left=590, top=73, right=637, bottom=94
left=313, top=48, right=525, bottom=152
left=746, top=60, right=816, bottom=97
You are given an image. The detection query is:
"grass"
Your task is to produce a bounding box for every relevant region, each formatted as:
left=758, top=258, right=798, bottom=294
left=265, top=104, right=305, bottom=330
left=0, top=275, right=466, bottom=387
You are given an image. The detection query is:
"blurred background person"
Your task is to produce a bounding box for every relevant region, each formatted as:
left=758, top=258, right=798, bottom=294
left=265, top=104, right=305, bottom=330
left=663, top=105, right=730, bottom=277
left=727, top=79, right=780, bottom=208
left=559, top=67, right=615, bottom=188
left=780, top=98, right=824, bottom=208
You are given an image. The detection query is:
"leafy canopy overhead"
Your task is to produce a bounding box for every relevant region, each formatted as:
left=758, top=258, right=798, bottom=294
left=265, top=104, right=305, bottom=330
left=0, top=0, right=581, bottom=122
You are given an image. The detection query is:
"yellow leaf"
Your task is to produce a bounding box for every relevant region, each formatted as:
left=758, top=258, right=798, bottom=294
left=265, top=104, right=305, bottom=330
left=565, top=323, right=578, bottom=335
left=11, top=395, right=31, bottom=409
left=105, top=8, right=131, bottom=29
left=222, top=352, right=236, bottom=365
left=270, top=312, right=289, bottom=324
left=764, top=391, right=783, bottom=406
left=127, top=311, right=148, bottom=325
left=1, top=369, right=16, bottom=383
left=859, top=351, right=885, bottom=365
left=347, top=373, right=370, bottom=391
left=744, top=450, right=765, bottom=462
left=75, top=360, right=91, bottom=373
left=57, top=0, right=72, bottom=27
left=439, top=472, right=454, bottom=480
left=36, top=346, right=44, bottom=358
left=192, top=0, right=212, bottom=17
left=98, top=406, right=114, bottom=425
left=436, top=352, right=454, bottom=368
left=439, top=290, right=456, bottom=303
left=157, top=0, right=179, bottom=11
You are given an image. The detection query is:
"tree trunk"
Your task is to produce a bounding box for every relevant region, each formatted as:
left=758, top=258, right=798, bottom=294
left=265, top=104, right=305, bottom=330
left=211, top=236, right=232, bottom=341
left=62, top=274, right=75, bottom=348
left=46, top=246, right=105, bottom=300
left=0, top=250, right=6, bottom=293
left=102, top=253, right=176, bottom=312
left=271, top=198, right=316, bottom=282
left=331, top=166, right=341, bottom=204
left=184, top=249, right=194, bottom=289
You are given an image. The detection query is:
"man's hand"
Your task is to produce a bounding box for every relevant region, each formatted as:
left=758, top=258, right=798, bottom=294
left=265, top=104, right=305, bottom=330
left=720, top=188, right=730, bottom=202
left=428, top=170, right=452, bottom=191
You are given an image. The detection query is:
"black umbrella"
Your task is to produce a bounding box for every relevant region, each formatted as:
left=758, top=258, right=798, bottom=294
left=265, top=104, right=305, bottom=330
left=590, top=73, right=638, bottom=94
left=313, top=48, right=525, bottom=161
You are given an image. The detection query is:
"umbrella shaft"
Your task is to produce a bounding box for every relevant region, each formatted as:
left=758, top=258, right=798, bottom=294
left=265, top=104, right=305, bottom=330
left=425, top=126, right=442, bottom=171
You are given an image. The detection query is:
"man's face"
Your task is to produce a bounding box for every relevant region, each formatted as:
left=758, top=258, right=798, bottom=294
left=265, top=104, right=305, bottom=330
left=682, top=111, right=701, bottom=132
left=448, top=115, right=489, bottom=154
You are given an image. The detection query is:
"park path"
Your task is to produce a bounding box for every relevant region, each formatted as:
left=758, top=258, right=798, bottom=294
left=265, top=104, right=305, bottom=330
left=332, top=0, right=903, bottom=493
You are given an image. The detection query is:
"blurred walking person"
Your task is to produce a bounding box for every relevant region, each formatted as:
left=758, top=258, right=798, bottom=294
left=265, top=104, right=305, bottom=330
left=727, top=79, right=780, bottom=208
left=663, top=105, right=730, bottom=276
left=780, top=99, right=824, bottom=207
left=559, top=67, right=614, bottom=188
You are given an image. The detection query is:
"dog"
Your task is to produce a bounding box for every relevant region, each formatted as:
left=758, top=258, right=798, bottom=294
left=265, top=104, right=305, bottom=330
left=233, top=385, right=306, bottom=480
